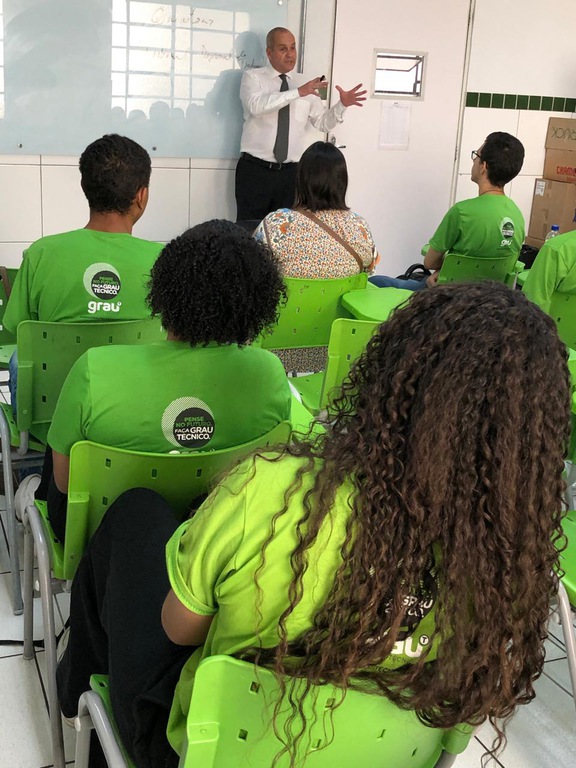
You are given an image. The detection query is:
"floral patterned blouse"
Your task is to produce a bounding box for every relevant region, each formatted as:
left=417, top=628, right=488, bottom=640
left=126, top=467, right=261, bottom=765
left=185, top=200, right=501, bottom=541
left=254, top=208, right=379, bottom=279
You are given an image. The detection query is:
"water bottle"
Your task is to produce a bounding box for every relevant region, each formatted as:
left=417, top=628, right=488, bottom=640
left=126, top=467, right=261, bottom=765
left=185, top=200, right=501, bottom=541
left=545, top=224, right=560, bottom=241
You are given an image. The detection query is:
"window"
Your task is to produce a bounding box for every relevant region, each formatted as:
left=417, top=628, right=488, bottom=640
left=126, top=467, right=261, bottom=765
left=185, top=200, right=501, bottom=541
left=111, top=1, right=251, bottom=116
left=372, top=50, right=426, bottom=100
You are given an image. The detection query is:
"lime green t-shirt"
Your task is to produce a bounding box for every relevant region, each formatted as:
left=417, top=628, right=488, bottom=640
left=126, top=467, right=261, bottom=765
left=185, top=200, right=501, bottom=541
left=47, top=342, right=291, bottom=455
left=523, top=231, right=576, bottom=314
left=165, top=454, right=439, bottom=754
left=4, top=229, right=162, bottom=333
left=429, top=194, right=525, bottom=259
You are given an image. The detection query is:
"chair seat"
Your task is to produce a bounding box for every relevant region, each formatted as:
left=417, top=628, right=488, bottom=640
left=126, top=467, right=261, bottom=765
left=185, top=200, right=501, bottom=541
left=0, top=401, right=47, bottom=451
left=291, top=372, right=325, bottom=415
left=90, top=675, right=135, bottom=768
left=0, top=342, right=16, bottom=368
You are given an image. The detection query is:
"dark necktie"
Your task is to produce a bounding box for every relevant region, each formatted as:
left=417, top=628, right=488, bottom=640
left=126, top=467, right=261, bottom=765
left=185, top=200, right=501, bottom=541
left=273, top=74, right=290, bottom=164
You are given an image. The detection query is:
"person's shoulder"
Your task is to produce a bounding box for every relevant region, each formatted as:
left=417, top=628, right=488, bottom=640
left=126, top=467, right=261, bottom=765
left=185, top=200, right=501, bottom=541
left=124, top=234, right=163, bottom=254
left=548, top=230, right=576, bottom=254
left=26, top=229, right=85, bottom=255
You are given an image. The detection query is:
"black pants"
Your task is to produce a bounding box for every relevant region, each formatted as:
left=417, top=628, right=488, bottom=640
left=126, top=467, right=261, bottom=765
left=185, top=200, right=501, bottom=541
left=57, top=488, right=192, bottom=768
left=235, top=154, right=297, bottom=222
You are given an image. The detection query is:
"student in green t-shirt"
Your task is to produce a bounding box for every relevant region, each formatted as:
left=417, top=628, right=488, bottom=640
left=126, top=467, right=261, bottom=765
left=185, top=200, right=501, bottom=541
left=19, top=220, right=291, bottom=542
left=6, top=134, right=163, bottom=416
left=370, top=132, right=525, bottom=290
left=56, top=282, right=570, bottom=768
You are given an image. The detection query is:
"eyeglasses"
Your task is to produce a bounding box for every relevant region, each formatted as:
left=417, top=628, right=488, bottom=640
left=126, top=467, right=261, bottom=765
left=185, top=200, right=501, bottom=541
left=471, top=149, right=482, bottom=161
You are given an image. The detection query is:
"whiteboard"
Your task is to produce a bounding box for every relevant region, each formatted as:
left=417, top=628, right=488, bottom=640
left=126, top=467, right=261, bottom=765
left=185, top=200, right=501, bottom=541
left=0, top=0, right=289, bottom=158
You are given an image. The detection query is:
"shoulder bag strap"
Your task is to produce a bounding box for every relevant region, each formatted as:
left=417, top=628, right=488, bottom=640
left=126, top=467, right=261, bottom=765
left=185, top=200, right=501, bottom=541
left=294, top=208, right=368, bottom=273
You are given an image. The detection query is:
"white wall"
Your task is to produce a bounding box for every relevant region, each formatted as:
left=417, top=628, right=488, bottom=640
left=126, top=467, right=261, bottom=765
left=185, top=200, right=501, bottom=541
left=456, top=0, right=576, bottom=229
left=330, top=0, right=471, bottom=276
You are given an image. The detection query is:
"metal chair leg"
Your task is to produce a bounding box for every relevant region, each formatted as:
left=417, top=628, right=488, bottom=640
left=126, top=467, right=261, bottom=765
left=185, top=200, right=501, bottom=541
left=557, top=581, right=576, bottom=716
left=22, top=509, right=35, bottom=660
left=75, top=690, right=129, bottom=768
left=27, top=503, right=66, bottom=768
left=0, top=410, right=22, bottom=614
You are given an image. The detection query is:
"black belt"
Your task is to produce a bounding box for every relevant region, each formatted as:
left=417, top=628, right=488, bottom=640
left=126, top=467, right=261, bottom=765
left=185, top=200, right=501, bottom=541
left=241, top=152, right=296, bottom=171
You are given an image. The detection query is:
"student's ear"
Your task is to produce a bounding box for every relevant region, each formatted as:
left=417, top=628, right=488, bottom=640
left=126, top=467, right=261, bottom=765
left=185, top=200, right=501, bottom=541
left=134, top=186, right=149, bottom=214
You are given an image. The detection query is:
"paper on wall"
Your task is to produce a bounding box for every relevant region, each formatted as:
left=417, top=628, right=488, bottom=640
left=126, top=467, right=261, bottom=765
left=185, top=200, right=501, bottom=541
left=378, top=102, right=411, bottom=150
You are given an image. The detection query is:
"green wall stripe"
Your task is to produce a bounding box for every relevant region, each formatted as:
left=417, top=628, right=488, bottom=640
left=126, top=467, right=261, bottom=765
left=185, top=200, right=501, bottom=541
left=466, top=92, right=576, bottom=112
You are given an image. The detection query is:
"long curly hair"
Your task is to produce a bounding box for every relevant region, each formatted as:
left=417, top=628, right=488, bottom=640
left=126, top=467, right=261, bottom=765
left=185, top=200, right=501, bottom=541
left=247, top=282, right=571, bottom=762
left=147, top=219, right=285, bottom=345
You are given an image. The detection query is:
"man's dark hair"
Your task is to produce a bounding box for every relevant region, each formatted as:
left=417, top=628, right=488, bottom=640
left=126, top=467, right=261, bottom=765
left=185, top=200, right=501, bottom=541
left=481, top=132, right=525, bottom=188
left=79, top=134, right=151, bottom=214
left=294, top=141, right=349, bottom=212
left=147, top=219, right=285, bottom=346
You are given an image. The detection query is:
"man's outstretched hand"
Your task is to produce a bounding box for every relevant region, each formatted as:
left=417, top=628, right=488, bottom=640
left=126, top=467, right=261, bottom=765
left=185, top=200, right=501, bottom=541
left=336, top=83, right=367, bottom=107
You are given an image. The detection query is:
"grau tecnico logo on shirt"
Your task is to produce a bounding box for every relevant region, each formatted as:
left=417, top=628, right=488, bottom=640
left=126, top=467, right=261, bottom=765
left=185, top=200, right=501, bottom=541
left=83, top=263, right=122, bottom=314
left=500, top=217, right=515, bottom=247
left=162, top=397, right=215, bottom=449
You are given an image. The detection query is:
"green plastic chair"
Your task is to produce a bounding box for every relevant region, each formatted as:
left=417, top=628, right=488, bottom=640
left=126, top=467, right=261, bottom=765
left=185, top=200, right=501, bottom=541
left=340, top=286, right=412, bottom=322
left=260, top=274, right=368, bottom=352
left=75, top=657, right=472, bottom=768
left=23, top=423, right=292, bottom=768
left=2, top=317, right=165, bottom=616
left=549, top=291, right=576, bottom=348
left=0, top=266, right=18, bottom=366
left=436, top=252, right=522, bottom=287
left=292, top=318, right=380, bottom=415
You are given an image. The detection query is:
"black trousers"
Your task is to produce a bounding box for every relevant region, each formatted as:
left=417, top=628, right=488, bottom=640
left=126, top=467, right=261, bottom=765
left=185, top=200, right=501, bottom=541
left=57, top=488, right=192, bottom=768
left=235, top=154, right=297, bottom=222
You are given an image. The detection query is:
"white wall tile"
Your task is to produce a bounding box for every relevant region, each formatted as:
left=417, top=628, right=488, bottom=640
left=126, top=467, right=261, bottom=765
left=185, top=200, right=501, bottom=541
left=454, top=173, right=477, bottom=203
left=517, top=111, right=569, bottom=176
left=0, top=166, right=42, bottom=243
left=459, top=108, right=520, bottom=174
left=41, top=165, right=88, bottom=237
left=133, top=167, right=190, bottom=242
left=0, top=243, right=31, bottom=268
left=189, top=168, right=236, bottom=227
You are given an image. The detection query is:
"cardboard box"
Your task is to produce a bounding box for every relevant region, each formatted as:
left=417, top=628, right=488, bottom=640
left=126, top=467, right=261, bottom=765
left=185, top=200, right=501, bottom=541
left=528, top=178, right=576, bottom=241
left=546, top=117, right=576, bottom=151
left=544, top=148, right=576, bottom=182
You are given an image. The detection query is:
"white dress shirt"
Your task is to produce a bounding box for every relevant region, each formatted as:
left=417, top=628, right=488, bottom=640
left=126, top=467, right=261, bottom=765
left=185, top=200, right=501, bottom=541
left=239, top=64, right=346, bottom=163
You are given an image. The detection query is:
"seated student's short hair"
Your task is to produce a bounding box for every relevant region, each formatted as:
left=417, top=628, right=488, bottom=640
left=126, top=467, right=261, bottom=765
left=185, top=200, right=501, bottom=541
left=147, top=219, right=285, bottom=346
left=79, top=134, right=151, bottom=214
left=481, top=132, right=525, bottom=188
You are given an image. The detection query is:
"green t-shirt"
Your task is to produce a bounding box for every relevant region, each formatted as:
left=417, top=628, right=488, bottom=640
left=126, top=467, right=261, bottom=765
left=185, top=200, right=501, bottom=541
left=523, top=231, right=576, bottom=314
left=429, top=194, right=525, bottom=259
left=48, top=342, right=291, bottom=455
left=4, top=229, right=162, bottom=333
left=165, top=454, right=439, bottom=754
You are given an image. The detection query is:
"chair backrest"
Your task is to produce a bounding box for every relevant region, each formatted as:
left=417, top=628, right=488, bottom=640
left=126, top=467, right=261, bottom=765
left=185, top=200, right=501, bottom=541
left=180, top=655, right=472, bottom=768
left=319, top=318, right=380, bottom=410
left=549, top=291, right=576, bottom=348
left=60, top=421, right=292, bottom=580
left=0, top=266, right=18, bottom=345
left=260, top=274, right=368, bottom=350
left=437, top=252, right=518, bottom=285
left=15, top=318, right=164, bottom=435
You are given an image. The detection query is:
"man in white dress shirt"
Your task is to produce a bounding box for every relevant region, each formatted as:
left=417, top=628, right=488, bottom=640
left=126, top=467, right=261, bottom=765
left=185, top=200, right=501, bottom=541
left=235, top=27, right=366, bottom=223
